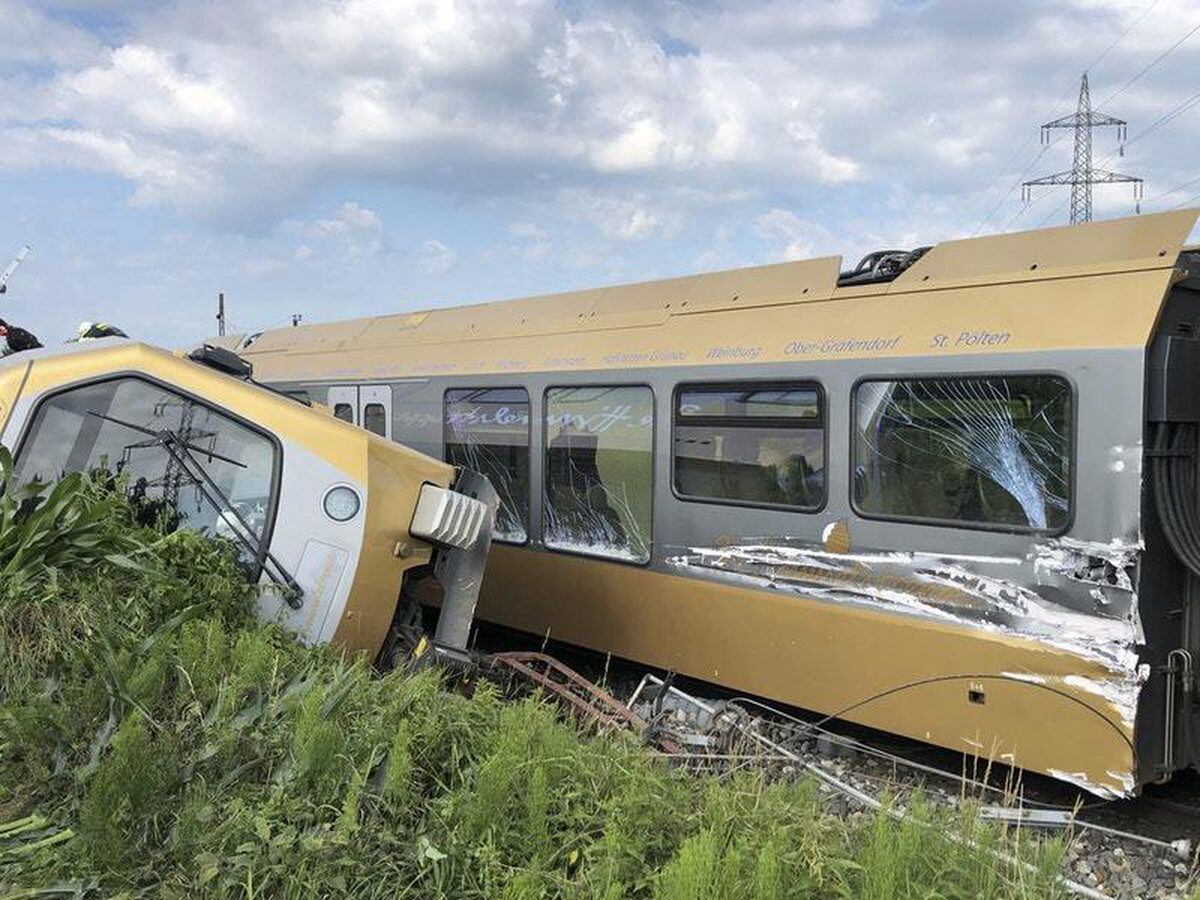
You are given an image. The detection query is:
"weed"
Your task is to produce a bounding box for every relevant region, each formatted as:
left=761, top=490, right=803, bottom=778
left=0, top=468, right=1075, bottom=899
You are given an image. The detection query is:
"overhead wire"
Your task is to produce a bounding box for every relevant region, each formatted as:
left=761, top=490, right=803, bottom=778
left=1143, top=172, right=1200, bottom=206
left=1096, top=19, right=1200, bottom=112
left=970, top=0, right=1163, bottom=235
left=1034, top=85, right=1200, bottom=225
left=1174, top=188, right=1200, bottom=210
left=995, top=10, right=1200, bottom=229
left=1082, top=0, right=1164, bottom=76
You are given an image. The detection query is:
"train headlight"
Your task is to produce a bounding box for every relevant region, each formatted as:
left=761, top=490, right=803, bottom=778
left=323, top=485, right=361, bottom=522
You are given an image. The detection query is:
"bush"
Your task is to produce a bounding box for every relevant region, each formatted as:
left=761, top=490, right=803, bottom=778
left=0, top=467, right=1067, bottom=898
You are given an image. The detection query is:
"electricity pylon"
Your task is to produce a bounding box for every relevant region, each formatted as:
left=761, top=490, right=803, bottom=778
left=1022, top=73, right=1143, bottom=224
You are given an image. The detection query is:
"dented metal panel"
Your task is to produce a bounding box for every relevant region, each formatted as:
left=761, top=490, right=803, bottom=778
left=237, top=211, right=1200, bottom=798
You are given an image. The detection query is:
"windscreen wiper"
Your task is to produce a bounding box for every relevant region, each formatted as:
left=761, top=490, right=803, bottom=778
left=89, top=410, right=303, bottom=609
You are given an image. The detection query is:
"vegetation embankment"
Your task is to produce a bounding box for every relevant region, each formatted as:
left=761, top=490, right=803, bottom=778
left=0, top=450, right=1070, bottom=898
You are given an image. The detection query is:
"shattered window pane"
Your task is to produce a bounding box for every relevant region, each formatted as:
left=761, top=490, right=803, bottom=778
left=444, top=387, right=530, bottom=542
left=853, top=375, right=1071, bottom=530
left=544, top=386, right=653, bottom=563
left=675, top=383, right=825, bottom=509
left=14, top=377, right=277, bottom=567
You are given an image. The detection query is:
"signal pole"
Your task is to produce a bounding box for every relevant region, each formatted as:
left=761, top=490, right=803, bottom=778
left=1023, top=73, right=1143, bottom=224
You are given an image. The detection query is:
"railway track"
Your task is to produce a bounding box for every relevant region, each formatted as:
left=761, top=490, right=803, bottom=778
left=471, top=621, right=1200, bottom=898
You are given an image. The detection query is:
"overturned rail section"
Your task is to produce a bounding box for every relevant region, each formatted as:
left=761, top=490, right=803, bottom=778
left=484, top=651, right=658, bottom=739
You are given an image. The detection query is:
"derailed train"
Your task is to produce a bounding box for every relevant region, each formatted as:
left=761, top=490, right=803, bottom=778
left=225, top=209, right=1200, bottom=798
left=0, top=341, right=496, bottom=660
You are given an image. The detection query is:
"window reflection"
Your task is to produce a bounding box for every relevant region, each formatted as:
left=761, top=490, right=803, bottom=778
left=544, top=385, right=653, bottom=563
left=674, top=382, right=825, bottom=510
left=444, top=387, right=530, bottom=542
left=14, top=378, right=278, bottom=565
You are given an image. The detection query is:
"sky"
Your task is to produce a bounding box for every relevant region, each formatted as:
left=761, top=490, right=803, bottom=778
left=1, top=0, right=1199, bottom=346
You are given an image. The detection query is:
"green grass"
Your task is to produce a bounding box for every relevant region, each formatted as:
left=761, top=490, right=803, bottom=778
left=0, top=464, right=1069, bottom=898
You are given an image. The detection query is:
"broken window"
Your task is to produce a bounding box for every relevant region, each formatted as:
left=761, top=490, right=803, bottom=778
left=14, top=377, right=278, bottom=565
left=363, top=402, right=387, bottom=437
left=853, top=375, right=1071, bottom=531
left=444, top=387, right=530, bottom=542
left=674, top=382, right=825, bottom=510
left=544, top=385, right=653, bottom=563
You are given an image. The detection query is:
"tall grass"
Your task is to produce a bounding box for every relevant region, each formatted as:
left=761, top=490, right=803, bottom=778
left=0, top=467, right=1069, bottom=898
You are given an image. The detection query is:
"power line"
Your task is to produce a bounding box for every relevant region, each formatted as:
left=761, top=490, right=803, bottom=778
left=1175, top=189, right=1200, bottom=210
left=1145, top=173, right=1200, bottom=206
left=1122, top=87, right=1200, bottom=147
left=1022, top=73, right=1143, bottom=225
left=969, top=0, right=1162, bottom=234
left=1083, top=0, right=1164, bottom=75
left=1096, top=20, right=1200, bottom=112
left=1043, top=85, right=1200, bottom=221
left=988, top=12, right=1200, bottom=232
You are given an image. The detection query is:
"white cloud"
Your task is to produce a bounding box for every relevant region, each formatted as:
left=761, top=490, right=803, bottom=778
left=508, top=221, right=552, bottom=260
left=0, top=1, right=104, bottom=69
left=283, top=201, right=383, bottom=257
left=0, top=0, right=872, bottom=220
left=557, top=188, right=665, bottom=241
left=3, top=0, right=1199, bottom=256
left=755, top=208, right=815, bottom=261
left=417, top=238, right=457, bottom=274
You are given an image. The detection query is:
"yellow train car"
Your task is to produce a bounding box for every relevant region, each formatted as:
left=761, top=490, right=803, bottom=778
left=0, top=340, right=496, bottom=660
left=227, top=209, right=1200, bottom=797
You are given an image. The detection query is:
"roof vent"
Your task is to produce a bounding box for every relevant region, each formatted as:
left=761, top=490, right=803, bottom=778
left=188, top=344, right=253, bottom=380
left=838, top=247, right=931, bottom=286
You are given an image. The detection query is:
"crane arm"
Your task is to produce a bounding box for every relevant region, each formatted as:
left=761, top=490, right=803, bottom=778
left=0, top=245, right=33, bottom=294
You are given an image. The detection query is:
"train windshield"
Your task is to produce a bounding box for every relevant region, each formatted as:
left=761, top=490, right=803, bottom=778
left=852, top=374, right=1071, bottom=531
left=13, top=377, right=278, bottom=563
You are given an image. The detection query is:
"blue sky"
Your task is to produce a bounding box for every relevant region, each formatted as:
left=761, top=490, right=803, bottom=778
left=2, top=0, right=1199, bottom=346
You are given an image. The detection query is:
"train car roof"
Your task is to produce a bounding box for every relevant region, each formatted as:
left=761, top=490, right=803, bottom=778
left=230, top=209, right=1200, bottom=382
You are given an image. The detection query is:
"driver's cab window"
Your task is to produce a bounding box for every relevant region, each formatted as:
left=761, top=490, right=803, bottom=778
left=13, top=378, right=278, bottom=567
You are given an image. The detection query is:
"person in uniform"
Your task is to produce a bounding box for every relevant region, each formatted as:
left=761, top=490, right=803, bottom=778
left=0, top=319, right=43, bottom=356
left=69, top=321, right=129, bottom=341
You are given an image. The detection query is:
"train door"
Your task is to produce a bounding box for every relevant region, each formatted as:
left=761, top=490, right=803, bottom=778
left=325, top=385, right=392, bottom=439
left=327, top=386, right=357, bottom=425
left=360, top=385, right=392, bottom=439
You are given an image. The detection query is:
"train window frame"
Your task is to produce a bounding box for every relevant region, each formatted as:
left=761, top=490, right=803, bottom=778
left=362, top=401, right=387, bottom=436
left=442, top=385, right=532, bottom=547
left=670, top=379, right=829, bottom=514
left=848, top=370, right=1077, bottom=536
left=10, top=371, right=286, bottom=575
left=541, top=382, right=656, bottom=567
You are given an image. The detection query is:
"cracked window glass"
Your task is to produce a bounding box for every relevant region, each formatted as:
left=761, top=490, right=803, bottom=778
left=853, top=375, right=1071, bottom=530
left=14, top=377, right=277, bottom=563
left=444, top=387, right=530, bottom=542
left=544, top=385, right=652, bottom=563
left=675, top=383, right=824, bottom=509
